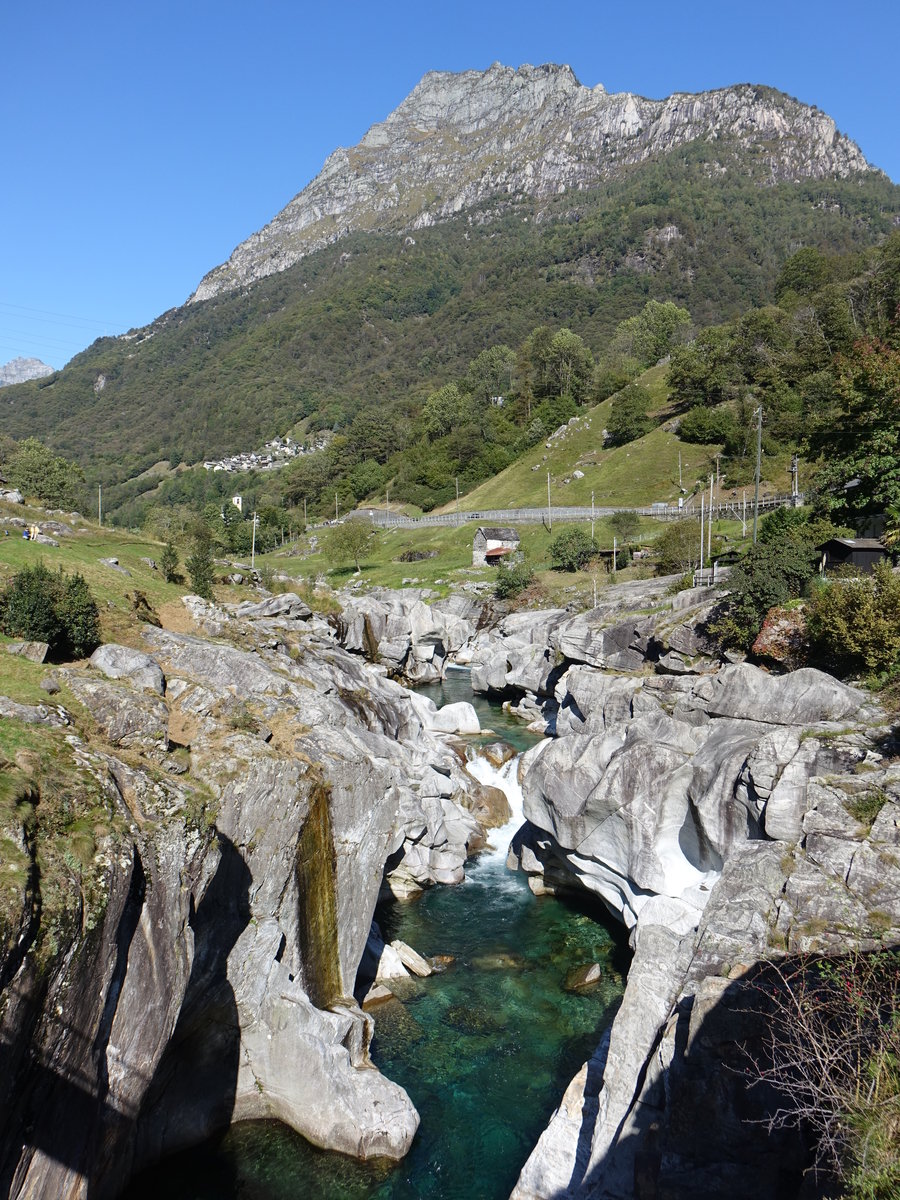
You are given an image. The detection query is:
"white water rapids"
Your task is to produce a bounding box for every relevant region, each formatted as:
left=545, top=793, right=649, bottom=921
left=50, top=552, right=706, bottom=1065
left=465, top=751, right=525, bottom=865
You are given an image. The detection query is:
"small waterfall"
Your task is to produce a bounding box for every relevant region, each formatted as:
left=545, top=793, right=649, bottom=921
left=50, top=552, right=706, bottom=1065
left=466, top=751, right=525, bottom=868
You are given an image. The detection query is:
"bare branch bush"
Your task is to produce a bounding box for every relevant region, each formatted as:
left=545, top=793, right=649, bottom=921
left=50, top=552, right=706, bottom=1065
left=743, top=949, right=900, bottom=1199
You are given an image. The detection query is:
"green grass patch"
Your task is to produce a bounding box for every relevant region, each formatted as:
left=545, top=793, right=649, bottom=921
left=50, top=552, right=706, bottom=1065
left=260, top=513, right=715, bottom=599
left=843, top=790, right=889, bottom=831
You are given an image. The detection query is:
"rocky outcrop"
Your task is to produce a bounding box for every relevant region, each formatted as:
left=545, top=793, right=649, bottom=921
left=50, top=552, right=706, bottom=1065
left=335, top=588, right=480, bottom=683
left=0, top=594, right=491, bottom=1197
left=499, top=585, right=899, bottom=1199
left=191, top=65, right=875, bottom=302
left=513, top=777, right=900, bottom=1199
left=0, top=357, right=54, bottom=387
left=90, top=642, right=166, bottom=694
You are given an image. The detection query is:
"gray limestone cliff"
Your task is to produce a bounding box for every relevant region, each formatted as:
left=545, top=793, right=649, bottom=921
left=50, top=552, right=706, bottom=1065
left=191, top=63, right=874, bottom=303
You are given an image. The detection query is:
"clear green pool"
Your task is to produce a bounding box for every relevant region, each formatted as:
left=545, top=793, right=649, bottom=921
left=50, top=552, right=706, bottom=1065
left=123, top=675, right=627, bottom=1200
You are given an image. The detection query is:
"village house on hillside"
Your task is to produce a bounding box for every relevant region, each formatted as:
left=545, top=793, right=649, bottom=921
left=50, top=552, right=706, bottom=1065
left=473, top=526, right=520, bottom=567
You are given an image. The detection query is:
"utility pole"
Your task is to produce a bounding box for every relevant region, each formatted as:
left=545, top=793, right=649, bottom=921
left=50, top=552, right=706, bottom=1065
left=456, top=477, right=460, bottom=526
left=708, top=474, right=713, bottom=562
left=251, top=511, right=257, bottom=570
left=547, top=471, right=552, bottom=531
left=98, top=484, right=102, bottom=527
left=678, top=450, right=682, bottom=489
left=699, top=493, right=705, bottom=581
left=752, top=404, right=763, bottom=543
left=741, top=490, right=746, bottom=538
left=791, top=454, right=799, bottom=502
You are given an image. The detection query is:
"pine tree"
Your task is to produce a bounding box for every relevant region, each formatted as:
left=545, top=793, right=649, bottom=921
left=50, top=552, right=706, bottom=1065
left=160, top=540, right=179, bottom=583
left=185, top=525, right=215, bottom=599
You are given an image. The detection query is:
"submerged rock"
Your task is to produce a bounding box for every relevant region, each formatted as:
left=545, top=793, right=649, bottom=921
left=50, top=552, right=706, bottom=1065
left=563, top=963, right=604, bottom=992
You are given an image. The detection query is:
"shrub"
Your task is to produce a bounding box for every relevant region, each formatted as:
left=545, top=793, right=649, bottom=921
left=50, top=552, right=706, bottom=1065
left=677, top=405, right=735, bottom=444
left=494, top=560, right=534, bottom=599
left=807, top=562, right=900, bottom=676
left=4, top=437, right=85, bottom=508
left=549, top=527, right=597, bottom=572
left=709, top=538, right=819, bottom=650
left=747, top=949, right=900, bottom=1199
left=0, top=563, right=100, bottom=660
left=608, top=510, right=641, bottom=544
left=59, top=572, right=103, bottom=658
left=605, top=383, right=653, bottom=446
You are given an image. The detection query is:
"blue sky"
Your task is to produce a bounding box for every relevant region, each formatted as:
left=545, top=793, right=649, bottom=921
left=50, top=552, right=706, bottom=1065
left=2, top=0, right=898, bottom=369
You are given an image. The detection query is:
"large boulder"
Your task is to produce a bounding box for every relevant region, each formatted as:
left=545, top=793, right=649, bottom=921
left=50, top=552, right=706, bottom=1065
left=91, top=643, right=166, bottom=694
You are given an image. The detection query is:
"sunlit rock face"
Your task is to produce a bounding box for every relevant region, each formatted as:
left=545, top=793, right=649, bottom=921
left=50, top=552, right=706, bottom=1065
left=191, top=63, right=873, bottom=302
left=0, top=598, right=490, bottom=1198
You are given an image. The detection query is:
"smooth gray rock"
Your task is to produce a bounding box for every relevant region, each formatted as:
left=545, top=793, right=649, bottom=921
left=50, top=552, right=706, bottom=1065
left=696, top=663, right=869, bottom=725
left=0, top=696, right=68, bottom=726
left=5, top=640, right=49, bottom=663
left=91, top=643, right=166, bottom=694
left=233, top=592, right=312, bottom=621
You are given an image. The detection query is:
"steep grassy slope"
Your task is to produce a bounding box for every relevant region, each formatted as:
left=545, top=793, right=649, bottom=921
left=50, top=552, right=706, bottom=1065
left=454, top=365, right=736, bottom=511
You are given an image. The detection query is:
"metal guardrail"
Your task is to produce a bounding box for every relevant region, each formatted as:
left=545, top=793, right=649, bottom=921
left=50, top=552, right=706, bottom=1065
left=351, top=493, right=804, bottom=529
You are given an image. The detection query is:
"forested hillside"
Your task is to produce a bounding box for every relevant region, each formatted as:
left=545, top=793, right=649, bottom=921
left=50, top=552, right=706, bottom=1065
left=2, top=141, right=898, bottom=526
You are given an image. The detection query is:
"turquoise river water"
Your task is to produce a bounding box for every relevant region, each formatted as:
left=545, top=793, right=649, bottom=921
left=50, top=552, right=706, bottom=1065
left=124, top=672, right=627, bottom=1200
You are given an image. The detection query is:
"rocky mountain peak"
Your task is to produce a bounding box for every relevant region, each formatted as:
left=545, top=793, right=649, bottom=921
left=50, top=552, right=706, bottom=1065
left=0, top=356, right=55, bottom=387
left=369, top=61, right=592, bottom=141
left=190, top=63, right=874, bottom=304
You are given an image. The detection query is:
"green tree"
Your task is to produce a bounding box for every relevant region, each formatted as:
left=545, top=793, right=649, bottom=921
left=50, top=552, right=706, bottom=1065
left=807, top=339, right=900, bottom=522
left=465, top=344, right=515, bottom=405
left=546, top=329, right=594, bottom=403
left=611, top=300, right=692, bottom=368
left=609, top=511, right=641, bottom=543
left=5, top=437, right=85, bottom=508
left=0, top=563, right=100, bottom=660
left=185, top=523, right=216, bottom=599
left=668, top=325, right=737, bottom=408
left=774, top=246, right=833, bottom=303
left=606, top=383, right=653, bottom=446
left=422, top=383, right=470, bottom=440
left=677, top=406, right=735, bottom=445
left=160, top=541, right=180, bottom=583
left=59, top=572, right=102, bottom=658
left=709, top=538, right=820, bottom=650
left=1, top=562, right=60, bottom=645
left=654, top=520, right=702, bottom=575
left=549, top=527, right=597, bottom=572
left=328, top=519, right=376, bottom=572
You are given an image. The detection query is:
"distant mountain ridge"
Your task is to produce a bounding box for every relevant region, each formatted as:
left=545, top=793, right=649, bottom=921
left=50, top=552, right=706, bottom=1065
left=192, top=63, right=876, bottom=303
left=0, top=357, right=54, bottom=387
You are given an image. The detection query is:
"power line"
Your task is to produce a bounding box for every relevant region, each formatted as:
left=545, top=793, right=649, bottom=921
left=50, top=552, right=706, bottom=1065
left=0, top=328, right=94, bottom=352
left=0, top=299, right=119, bottom=329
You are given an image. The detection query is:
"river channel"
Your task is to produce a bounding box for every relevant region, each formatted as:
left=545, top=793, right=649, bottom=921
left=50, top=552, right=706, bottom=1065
left=125, top=672, right=627, bottom=1200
